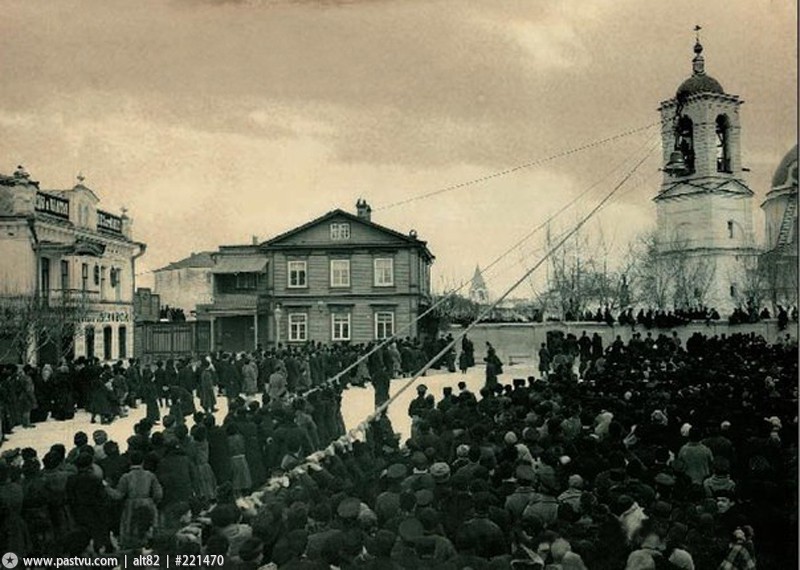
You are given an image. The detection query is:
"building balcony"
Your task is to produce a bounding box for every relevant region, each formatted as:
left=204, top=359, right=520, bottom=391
left=43, top=288, right=101, bottom=306
left=206, top=292, right=259, bottom=313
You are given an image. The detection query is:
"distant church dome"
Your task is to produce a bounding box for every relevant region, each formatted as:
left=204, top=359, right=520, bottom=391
left=676, top=40, right=725, bottom=99
left=771, top=144, right=798, bottom=189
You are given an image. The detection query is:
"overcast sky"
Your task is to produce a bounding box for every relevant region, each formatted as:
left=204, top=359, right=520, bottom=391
left=1, top=0, right=796, bottom=298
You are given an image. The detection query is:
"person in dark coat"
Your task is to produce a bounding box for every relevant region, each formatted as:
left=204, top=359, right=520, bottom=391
left=483, top=343, right=503, bottom=390
left=408, top=384, right=435, bottom=439
left=65, top=453, right=110, bottom=552
left=87, top=372, right=114, bottom=425
left=371, top=349, right=391, bottom=408
left=538, top=342, right=551, bottom=379
left=99, top=441, right=130, bottom=488
left=50, top=362, right=76, bottom=421
left=140, top=367, right=160, bottom=424
left=169, top=385, right=196, bottom=423
left=236, top=409, right=268, bottom=488
left=154, top=361, right=168, bottom=408
left=205, top=414, right=232, bottom=484
left=199, top=360, right=217, bottom=414
left=177, top=359, right=197, bottom=395
left=457, top=492, right=506, bottom=560
left=155, top=441, right=196, bottom=511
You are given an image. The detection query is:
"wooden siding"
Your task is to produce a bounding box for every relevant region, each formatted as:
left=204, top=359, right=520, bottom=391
left=272, top=213, right=412, bottom=247
left=281, top=297, right=417, bottom=345
left=272, top=250, right=417, bottom=297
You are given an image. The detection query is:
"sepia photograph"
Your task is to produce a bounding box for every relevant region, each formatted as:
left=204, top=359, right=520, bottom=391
left=0, top=1, right=797, bottom=568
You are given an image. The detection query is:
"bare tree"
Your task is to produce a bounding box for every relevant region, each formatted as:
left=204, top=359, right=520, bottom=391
left=727, top=255, right=768, bottom=310
left=631, top=231, right=716, bottom=310
left=430, top=293, right=481, bottom=330
left=540, top=225, right=636, bottom=319
left=0, top=290, right=89, bottom=364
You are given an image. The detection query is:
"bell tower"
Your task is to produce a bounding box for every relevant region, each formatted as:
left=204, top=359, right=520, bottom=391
left=653, top=29, right=759, bottom=313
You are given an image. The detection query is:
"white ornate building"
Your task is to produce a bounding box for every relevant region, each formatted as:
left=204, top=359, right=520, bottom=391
left=0, top=166, right=145, bottom=364
left=654, top=38, right=760, bottom=313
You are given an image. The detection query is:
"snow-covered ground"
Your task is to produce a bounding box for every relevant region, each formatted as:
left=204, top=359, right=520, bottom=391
left=3, top=364, right=537, bottom=459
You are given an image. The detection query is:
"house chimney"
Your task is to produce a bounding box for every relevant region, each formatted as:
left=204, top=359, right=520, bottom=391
left=251, top=235, right=259, bottom=245
left=356, top=199, right=372, bottom=222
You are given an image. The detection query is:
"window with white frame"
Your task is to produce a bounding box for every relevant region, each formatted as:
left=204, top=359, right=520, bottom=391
left=330, top=223, right=351, bottom=241
left=288, top=313, right=308, bottom=342
left=288, top=260, right=307, bottom=288
left=330, top=259, right=350, bottom=287
left=374, top=258, right=394, bottom=287
left=331, top=312, right=351, bottom=341
left=375, top=311, right=394, bottom=339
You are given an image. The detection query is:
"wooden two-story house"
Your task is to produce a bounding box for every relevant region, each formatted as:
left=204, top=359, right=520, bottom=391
left=196, top=201, right=434, bottom=352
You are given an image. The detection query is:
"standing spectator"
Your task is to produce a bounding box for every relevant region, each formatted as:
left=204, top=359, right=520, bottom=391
left=190, top=425, right=217, bottom=504
left=484, top=342, right=503, bottom=390
left=241, top=356, right=258, bottom=398
left=65, top=453, right=110, bottom=552
left=538, top=342, right=551, bottom=380
left=112, top=450, right=163, bottom=549
left=16, top=366, right=37, bottom=429
left=227, top=423, right=252, bottom=496
left=198, top=360, right=217, bottom=414
left=677, top=426, right=714, bottom=485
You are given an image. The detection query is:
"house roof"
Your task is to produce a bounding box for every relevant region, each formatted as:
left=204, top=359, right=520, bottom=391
left=260, top=208, right=435, bottom=260
left=212, top=255, right=268, bottom=274
left=154, top=251, right=215, bottom=272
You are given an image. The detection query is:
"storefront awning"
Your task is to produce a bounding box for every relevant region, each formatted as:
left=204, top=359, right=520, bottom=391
left=212, top=256, right=267, bottom=274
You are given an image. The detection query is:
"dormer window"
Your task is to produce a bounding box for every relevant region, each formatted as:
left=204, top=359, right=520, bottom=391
left=330, top=223, right=350, bottom=241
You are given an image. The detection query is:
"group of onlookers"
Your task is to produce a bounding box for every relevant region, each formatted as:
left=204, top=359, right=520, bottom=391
left=0, top=327, right=795, bottom=569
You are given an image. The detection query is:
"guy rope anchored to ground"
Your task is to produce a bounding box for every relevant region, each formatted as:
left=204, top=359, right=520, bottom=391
left=264, top=139, right=659, bottom=487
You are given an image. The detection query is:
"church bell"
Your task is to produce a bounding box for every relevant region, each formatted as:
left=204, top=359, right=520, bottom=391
left=664, top=150, right=689, bottom=176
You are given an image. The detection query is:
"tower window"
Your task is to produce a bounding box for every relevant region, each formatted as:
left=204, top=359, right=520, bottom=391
left=730, top=284, right=737, bottom=298
left=727, top=220, right=734, bottom=239
left=676, top=116, right=695, bottom=174
left=716, top=115, right=731, bottom=173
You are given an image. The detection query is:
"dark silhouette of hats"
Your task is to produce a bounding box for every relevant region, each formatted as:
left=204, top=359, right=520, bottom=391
left=337, top=497, right=361, bottom=520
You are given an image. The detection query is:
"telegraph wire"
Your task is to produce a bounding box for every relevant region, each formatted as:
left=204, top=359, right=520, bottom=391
left=135, top=123, right=662, bottom=277
left=302, top=134, right=659, bottom=391
left=364, top=141, right=660, bottom=424
left=375, top=121, right=661, bottom=211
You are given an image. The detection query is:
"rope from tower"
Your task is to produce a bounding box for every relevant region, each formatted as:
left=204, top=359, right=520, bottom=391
left=376, top=121, right=661, bottom=211
left=299, top=136, right=660, bottom=398
left=362, top=141, right=660, bottom=425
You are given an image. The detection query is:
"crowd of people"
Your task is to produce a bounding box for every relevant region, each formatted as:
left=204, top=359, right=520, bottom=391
left=556, top=305, right=799, bottom=330
left=0, top=328, right=796, bottom=569
left=0, top=338, right=471, bottom=440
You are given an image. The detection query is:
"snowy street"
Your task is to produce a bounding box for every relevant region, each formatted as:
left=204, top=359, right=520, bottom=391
left=3, top=364, right=538, bottom=460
